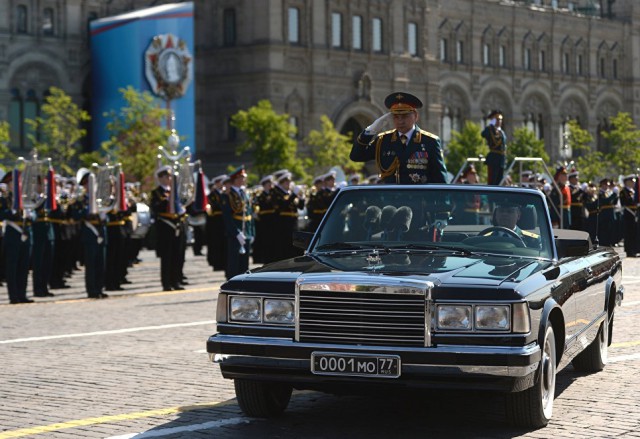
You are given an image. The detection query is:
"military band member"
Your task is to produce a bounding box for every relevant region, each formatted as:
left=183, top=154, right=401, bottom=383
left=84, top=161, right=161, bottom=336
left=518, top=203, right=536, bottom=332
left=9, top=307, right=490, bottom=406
left=273, top=171, right=304, bottom=260
left=584, top=182, right=599, bottom=243
left=568, top=168, right=587, bottom=232
left=253, top=175, right=276, bottom=264
left=351, top=92, right=448, bottom=184
left=620, top=174, right=639, bottom=257
left=206, top=174, right=228, bottom=271
left=597, top=178, right=619, bottom=246
left=482, top=110, right=507, bottom=185
left=0, top=171, right=33, bottom=304
left=32, top=178, right=55, bottom=298
left=221, top=166, right=254, bottom=280
left=305, top=175, right=326, bottom=233
left=150, top=165, right=184, bottom=291
left=105, top=203, right=128, bottom=291
left=70, top=169, right=108, bottom=299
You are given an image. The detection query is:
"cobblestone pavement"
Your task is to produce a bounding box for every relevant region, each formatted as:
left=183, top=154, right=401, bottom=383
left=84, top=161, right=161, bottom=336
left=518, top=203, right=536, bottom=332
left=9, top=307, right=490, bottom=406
left=1, top=246, right=639, bottom=438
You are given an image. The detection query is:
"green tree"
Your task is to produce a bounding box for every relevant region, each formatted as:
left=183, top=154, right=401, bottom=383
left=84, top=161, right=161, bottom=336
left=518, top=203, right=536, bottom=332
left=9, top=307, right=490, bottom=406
left=101, top=86, right=171, bottom=190
left=305, top=115, right=363, bottom=178
left=445, top=121, right=487, bottom=181
left=0, top=120, right=14, bottom=165
left=566, top=119, right=606, bottom=182
left=602, top=112, right=640, bottom=176
left=25, top=87, right=90, bottom=175
left=231, top=100, right=306, bottom=180
left=508, top=126, right=550, bottom=181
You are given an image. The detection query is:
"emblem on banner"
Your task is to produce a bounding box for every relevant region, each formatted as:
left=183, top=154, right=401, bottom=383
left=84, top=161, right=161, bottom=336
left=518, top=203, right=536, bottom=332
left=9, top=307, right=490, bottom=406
left=145, top=33, right=193, bottom=100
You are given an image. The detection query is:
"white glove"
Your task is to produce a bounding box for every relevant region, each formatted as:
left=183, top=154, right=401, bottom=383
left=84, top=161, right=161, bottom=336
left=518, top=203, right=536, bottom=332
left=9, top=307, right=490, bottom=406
left=612, top=186, right=619, bottom=194
left=236, top=231, right=246, bottom=247
left=365, top=113, right=392, bottom=134
left=292, top=184, right=301, bottom=196
left=543, top=183, right=551, bottom=194
left=581, top=182, right=588, bottom=191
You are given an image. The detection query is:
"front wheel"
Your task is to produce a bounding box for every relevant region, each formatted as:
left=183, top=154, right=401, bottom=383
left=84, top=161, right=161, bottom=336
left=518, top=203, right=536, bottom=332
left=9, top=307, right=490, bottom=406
left=505, top=324, right=557, bottom=428
left=234, top=379, right=292, bottom=418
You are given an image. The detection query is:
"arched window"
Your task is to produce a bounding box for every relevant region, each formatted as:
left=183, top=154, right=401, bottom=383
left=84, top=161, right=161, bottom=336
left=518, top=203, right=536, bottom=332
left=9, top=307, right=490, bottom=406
left=43, top=7, right=54, bottom=36
left=17, top=5, right=28, bottom=34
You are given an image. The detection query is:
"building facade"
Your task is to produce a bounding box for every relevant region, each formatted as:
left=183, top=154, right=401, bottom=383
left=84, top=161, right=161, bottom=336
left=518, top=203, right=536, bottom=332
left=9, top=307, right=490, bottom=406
left=1, top=0, right=639, bottom=176
left=196, top=0, right=640, bottom=174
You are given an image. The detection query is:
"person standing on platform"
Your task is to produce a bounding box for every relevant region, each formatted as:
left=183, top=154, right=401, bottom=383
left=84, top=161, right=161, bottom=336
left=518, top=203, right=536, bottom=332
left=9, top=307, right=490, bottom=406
left=620, top=174, right=639, bottom=257
left=206, top=174, right=227, bottom=271
left=481, top=110, right=507, bottom=186
left=221, top=166, right=254, bottom=280
left=0, top=170, right=33, bottom=304
left=150, top=165, right=184, bottom=291
left=350, top=92, right=448, bottom=184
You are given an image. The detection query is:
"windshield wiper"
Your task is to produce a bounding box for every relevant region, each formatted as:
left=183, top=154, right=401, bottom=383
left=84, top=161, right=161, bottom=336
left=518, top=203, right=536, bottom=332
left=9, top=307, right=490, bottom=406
left=387, top=243, right=476, bottom=256
left=314, top=242, right=391, bottom=252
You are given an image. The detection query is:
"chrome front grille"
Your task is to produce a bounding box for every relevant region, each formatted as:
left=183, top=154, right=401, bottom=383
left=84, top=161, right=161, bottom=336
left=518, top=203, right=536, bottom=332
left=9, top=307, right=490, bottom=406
left=297, top=289, right=427, bottom=347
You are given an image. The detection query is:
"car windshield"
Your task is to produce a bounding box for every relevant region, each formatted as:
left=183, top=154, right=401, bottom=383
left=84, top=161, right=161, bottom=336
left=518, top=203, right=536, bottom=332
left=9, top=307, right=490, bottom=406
left=312, top=186, right=554, bottom=260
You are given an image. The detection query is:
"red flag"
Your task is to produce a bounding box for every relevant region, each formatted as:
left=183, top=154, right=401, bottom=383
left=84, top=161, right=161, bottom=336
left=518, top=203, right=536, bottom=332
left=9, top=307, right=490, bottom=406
left=46, top=167, right=57, bottom=211
left=118, top=171, right=128, bottom=212
left=194, top=169, right=207, bottom=212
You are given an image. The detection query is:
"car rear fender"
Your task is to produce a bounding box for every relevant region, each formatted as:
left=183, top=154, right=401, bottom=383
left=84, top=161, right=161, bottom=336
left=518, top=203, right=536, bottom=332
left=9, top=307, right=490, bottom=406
left=538, top=299, right=565, bottom=367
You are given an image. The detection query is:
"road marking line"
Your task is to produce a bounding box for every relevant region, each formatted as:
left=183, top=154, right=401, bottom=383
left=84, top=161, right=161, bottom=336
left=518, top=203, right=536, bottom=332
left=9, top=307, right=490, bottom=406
left=0, top=321, right=216, bottom=345
left=609, top=352, right=640, bottom=363
left=104, top=417, right=252, bottom=439
left=620, top=279, right=640, bottom=285
left=610, top=340, right=640, bottom=349
left=0, top=401, right=231, bottom=439
left=623, top=300, right=640, bottom=307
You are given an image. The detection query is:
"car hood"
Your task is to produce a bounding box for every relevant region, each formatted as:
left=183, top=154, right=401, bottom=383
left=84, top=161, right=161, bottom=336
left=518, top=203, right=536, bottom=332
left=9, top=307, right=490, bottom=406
left=224, top=252, right=553, bottom=290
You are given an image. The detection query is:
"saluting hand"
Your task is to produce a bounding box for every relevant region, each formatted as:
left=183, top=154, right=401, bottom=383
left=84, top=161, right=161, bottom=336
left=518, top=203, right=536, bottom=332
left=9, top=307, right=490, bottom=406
left=365, top=113, right=392, bottom=135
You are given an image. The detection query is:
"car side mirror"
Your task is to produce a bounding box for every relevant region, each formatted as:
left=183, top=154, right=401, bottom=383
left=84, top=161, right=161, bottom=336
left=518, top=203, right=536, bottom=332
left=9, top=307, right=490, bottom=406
left=292, top=231, right=314, bottom=250
left=555, top=230, right=591, bottom=258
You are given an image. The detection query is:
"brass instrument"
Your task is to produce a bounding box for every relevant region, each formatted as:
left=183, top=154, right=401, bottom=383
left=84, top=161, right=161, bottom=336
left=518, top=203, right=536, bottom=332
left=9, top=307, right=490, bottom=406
left=18, top=150, right=49, bottom=211
left=89, top=162, right=124, bottom=214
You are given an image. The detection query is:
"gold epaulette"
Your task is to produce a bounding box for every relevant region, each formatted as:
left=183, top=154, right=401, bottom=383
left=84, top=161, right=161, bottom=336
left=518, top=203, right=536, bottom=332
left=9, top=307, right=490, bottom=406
left=521, top=230, right=540, bottom=239
left=418, top=128, right=439, bottom=140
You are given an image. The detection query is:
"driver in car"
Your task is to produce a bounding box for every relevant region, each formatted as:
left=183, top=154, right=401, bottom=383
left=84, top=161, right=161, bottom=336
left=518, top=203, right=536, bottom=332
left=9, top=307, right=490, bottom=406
left=487, top=203, right=541, bottom=248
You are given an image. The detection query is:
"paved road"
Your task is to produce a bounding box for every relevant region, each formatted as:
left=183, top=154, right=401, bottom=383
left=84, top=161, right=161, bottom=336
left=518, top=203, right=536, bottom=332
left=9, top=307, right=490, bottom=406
left=1, top=247, right=639, bottom=438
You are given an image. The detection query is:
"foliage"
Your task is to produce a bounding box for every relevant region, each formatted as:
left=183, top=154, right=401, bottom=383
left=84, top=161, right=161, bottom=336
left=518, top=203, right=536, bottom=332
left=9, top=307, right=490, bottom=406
left=25, top=87, right=90, bottom=175
left=508, top=126, right=550, bottom=181
left=0, top=120, right=14, bottom=165
left=602, top=112, right=640, bottom=177
left=565, top=119, right=606, bottom=183
left=231, top=100, right=307, bottom=181
left=101, top=86, right=171, bottom=191
left=305, top=115, right=363, bottom=178
left=445, top=121, right=488, bottom=182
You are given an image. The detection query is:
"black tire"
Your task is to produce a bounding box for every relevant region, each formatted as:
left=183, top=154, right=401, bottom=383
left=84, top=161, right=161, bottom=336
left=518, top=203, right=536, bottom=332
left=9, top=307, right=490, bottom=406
left=506, top=324, right=556, bottom=428
left=234, top=379, right=292, bottom=418
left=571, top=316, right=609, bottom=373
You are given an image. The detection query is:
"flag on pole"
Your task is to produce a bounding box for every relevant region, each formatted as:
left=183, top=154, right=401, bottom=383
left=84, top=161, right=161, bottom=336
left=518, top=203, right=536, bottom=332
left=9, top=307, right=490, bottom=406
left=118, top=171, right=128, bottom=212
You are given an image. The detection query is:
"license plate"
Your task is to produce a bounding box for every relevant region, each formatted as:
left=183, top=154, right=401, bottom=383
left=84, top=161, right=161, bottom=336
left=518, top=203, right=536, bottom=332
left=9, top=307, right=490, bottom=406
left=311, top=352, right=401, bottom=378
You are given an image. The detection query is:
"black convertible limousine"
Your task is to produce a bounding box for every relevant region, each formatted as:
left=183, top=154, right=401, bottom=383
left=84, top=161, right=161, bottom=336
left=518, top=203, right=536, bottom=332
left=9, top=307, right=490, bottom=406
left=207, top=184, right=623, bottom=428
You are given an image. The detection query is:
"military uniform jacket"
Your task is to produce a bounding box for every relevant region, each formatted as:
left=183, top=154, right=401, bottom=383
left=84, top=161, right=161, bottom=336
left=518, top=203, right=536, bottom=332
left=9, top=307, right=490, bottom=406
left=486, top=226, right=541, bottom=248
left=620, top=187, right=637, bottom=217
left=351, top=126, right=448, bottom=184
left=273, top=186, right=304, bottom=219
left=481, top=125, right=507, bottom=169
left=569, top=184, right=587, bottom=220
left=256, top=190, right=276, bottom=219
left=221, top=187, right=255, bottom=239
left=207, top=190, right=224, bottom=217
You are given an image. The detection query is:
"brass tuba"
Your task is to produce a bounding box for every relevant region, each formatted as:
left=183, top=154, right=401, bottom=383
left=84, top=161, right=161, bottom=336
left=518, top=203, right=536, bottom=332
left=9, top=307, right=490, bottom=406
left=157, top=141, right=200, bottom=211
left=18, top=150, right=49, bottom=211
left=90, top=162, right=125, bottom=214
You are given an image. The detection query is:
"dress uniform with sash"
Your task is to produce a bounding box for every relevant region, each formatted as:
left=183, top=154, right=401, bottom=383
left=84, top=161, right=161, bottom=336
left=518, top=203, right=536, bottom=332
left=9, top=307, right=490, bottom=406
left=206, top=174, right=227, bottom=271
left=0, top=171, right=33, bottom=304
left=351, top=92, right=448, bottom=185
left=481, top=110, right=507, bottom=186
left=221, top=166, right=254, bottom=280
left=620, top=175, right=639, bottom=257
left=150, top=165, right=185, bottom=291
left=71, top=169, right=108, bottom=299
left=253, top=175, right=276, bottom=264
left=568, top=169, right=587, bottom=233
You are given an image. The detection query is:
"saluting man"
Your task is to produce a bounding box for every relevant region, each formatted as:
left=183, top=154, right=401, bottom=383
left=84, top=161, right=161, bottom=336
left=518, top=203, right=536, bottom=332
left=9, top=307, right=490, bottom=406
left=350, top=92, right=448, bottom=184
left=221, top=166, right=254, bottom=280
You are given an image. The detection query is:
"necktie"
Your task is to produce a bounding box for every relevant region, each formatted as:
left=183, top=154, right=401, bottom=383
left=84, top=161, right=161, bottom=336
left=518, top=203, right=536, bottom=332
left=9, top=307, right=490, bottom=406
left=400, top=134, right=408, bottom=145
